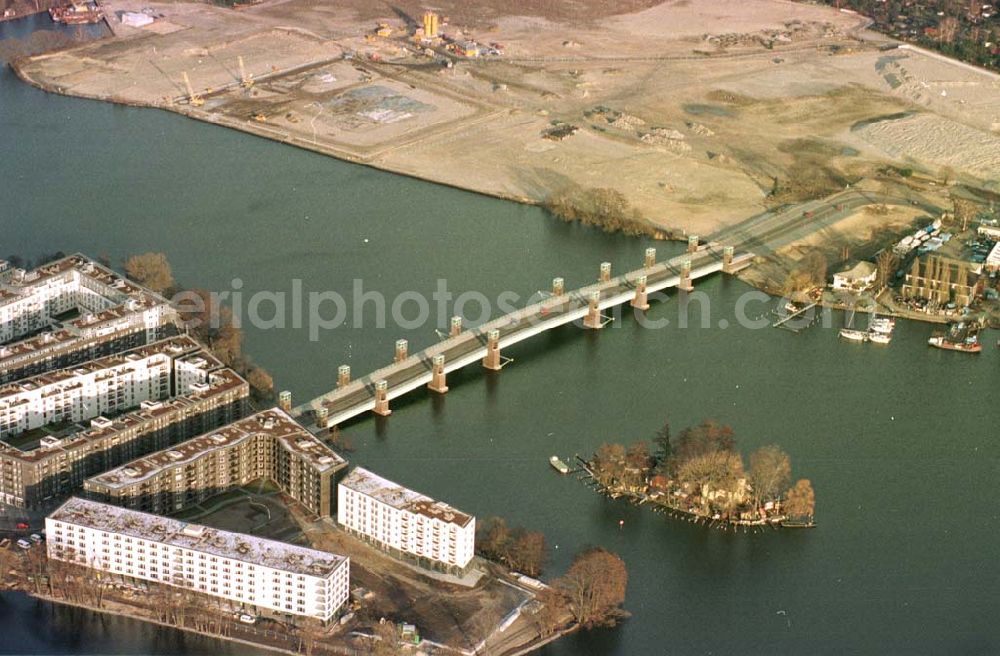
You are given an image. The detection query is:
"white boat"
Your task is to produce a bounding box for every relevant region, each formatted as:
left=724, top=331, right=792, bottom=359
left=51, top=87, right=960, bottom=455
left=549, top=456, right=570, bottom=474
left=868, top=332, right=891, bottom=345
left=839, top=329, right=868, bottom=342
left=870, top=320, right=894, bottom=334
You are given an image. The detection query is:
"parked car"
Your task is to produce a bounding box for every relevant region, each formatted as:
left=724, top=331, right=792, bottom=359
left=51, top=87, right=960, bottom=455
left=238, top=614, right=257, bottom=625
left=15, top=522, right=29, bottom=530
left=29, top=533, right=43, bottom=543
left=16, top=539, right=31, bottom=549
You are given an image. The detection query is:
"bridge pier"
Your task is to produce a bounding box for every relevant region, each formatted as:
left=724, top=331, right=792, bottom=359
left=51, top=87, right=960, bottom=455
left=450, top=316, right=462, bottom=337
left=395, top=339, right=408, bottom=363
left=584, top=291, right=605, bottom=329
left=599, top=262, right=611, bottom=283
left=428, top=354, right=448, bottom=393
left=483, top=329, right=504, bottom=371
left=679, top=260, right=694, bottom=292
left=373, top=380, right=391, bottom=416
left=722, top=246, right=735, bottom=274
left=278, top=390, right=292, bottom=412
left=631, top=275, right=650, bottom=311
left=645, top=247, right=656, bottom=268
left=337, top=365, right=351, bottom=388
left=314, top=405, right=329, bottom=428
left=687, top=235, right=699, bottom=253
left=552, top=277, right=565, bottom=297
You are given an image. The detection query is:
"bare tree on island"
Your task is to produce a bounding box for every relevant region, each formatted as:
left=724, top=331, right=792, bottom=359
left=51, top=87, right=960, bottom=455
left=785, top=479, right=816, bottom=520
left=749, top=445, right=791, bottom=507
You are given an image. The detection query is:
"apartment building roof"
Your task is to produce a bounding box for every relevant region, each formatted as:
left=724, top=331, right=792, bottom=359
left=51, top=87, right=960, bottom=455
left=0, top=254, right=155, bottom=307
left=0, top=335, right=202, bottom=402
left=88, top=408, right=346, bottom=489
left=49, top=497, right=347, bottom=578
left=0, top=368, right=247, bottom=463
left=340, top=466, right=473, bottom=528
left=0, top=254, right=176, bottom=369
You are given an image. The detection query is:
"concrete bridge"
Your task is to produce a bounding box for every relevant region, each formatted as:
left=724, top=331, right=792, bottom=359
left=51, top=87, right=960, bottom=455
left=287, top=240, right=752, bottom=429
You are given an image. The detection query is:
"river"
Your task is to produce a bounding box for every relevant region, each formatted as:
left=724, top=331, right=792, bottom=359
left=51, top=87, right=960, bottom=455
left=2, top=15, right=999, bottom=656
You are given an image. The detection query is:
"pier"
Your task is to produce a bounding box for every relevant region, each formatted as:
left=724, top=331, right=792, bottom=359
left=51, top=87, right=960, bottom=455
left=291, top=242, right=753, bottom=429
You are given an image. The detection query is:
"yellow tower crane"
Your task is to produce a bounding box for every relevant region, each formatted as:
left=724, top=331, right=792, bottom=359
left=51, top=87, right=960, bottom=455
left=182, top=71, right=204, bottom=107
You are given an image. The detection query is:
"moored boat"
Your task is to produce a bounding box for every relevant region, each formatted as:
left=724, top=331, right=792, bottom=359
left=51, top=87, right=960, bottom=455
left=839, top=328, right=867, bottom=342
left=928, top=335, right=981, bottom=353
left=549, top=455, right=570, bottom=474
left=868, top=332, right=891, bottom=345
left=49, top=3, right=103, bottom=24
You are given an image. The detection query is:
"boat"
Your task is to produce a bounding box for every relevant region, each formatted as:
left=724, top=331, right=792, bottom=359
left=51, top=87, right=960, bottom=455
left=869, top=317, right=895, bottom=335
left=839, top=328, right=868, bottom=342
left=868, top=332, right=891, bottom=345
left=549, top=456, right=570, bottom=474
left=928, top=335, right=981, bottom=353
left=49, top=3, right=103, bottom=24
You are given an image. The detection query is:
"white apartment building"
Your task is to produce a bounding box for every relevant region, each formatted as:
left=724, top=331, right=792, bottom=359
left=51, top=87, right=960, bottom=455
left=0, top=255, right=177, bottom=385
left=0, top=254, right=173, bottom=345
left=0, top=336, right=207, bottom=441
left=338, top=467, right=475, bottom=571
left=47, top=497, right=350, bottom=622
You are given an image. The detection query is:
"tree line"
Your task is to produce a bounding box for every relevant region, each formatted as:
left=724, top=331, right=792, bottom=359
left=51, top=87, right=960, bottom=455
left=122, top=252, right=276, bottom=405
left=476, top=516, right=629, bottom=631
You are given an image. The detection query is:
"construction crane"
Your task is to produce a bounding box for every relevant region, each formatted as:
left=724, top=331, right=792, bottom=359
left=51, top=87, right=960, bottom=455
left=182, top=71, right=204, bottom=107
left=238, top=56, right=253, bottom=90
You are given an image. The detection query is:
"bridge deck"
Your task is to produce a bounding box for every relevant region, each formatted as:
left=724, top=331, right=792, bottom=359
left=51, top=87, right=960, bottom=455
left=293, top=243, right=752, bottom=428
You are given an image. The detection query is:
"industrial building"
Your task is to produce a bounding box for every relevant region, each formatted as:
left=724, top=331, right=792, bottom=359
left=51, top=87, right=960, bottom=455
left=337, top=467, right=475, bottom=572
left=0, top=254, right=177, bottom=385
left=0, top=335, right=213, bottom=443
left=0, top=367, right=248, bottom=508
left=47, top=497, right=350, bottom=622
left=85, top=409, right=346, bottom=518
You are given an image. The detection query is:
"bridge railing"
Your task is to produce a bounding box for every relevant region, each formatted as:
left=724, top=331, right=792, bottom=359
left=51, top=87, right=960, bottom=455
left=310, top=247, right=728, bottom=409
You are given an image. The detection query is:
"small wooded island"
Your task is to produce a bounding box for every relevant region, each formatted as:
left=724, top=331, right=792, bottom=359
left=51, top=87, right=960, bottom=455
left=581, top=418, right=816, bottom=529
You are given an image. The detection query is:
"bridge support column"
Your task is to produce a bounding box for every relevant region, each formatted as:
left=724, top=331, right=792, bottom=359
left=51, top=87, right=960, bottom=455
left=337, top=365, right=351, bottom=389
left=395, top=339, right=408, bottom=363
left=314, top=405, right=329, bottom=429
left=278, top=390, right=292, bottom=412
left=584, top=291, right=604, bottom=329
left=631, top=275, right=649, bottom=311
left=450, top=316, right=462, bottom=337
left=552, top=277, right=564, bottom=297
left=645, top=247, right=656, bottom=268
left=679, top=260, right=694, bottom=292
left=600, top=262, right=611, bottom=283
left=428, top=354, right=448, bottom=393
left=687, top=235, right=699, bottom=253
left=722, top=246, right=736, bottom=274
left=373, top=380, right=391, bottom=416
left=483, top=329, right=503, bottom=371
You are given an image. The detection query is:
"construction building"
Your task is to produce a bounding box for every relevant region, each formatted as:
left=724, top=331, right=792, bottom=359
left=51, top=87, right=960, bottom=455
left=902, top=254, right=979, bottom=307
left=422, top=11, right=439, bottom=38
left=0, top=336, right=215, bottom=443
left=0, top=254, right=177, bottom=385
left=84, top=409, right=346, bottom=518
left=337, top=467, right=475, bottom=573
left=47, top=497, right=350, bottom=622
left=0, top=367, right=248, bottom=509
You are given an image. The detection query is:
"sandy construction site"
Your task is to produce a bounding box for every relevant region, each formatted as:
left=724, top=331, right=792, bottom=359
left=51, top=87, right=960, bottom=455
left=13, top=0, right=1000, bottom=237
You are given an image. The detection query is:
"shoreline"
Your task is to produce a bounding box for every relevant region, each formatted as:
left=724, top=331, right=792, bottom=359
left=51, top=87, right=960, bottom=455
left=6, top=586, right=574, bottom=656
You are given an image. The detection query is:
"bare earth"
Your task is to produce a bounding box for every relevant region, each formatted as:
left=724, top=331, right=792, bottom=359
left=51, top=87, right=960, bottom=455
left=13, top=0, right=1000, bottom=238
